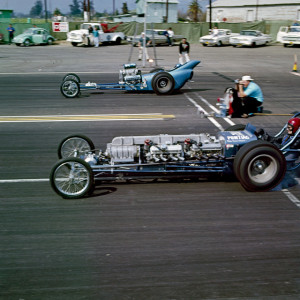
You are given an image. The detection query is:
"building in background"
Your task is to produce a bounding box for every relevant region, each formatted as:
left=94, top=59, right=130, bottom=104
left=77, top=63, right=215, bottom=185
left=114, top=0, right=179, bottom=23
left=0, top=9, right=13, bottom=23
left=207, top=0, right=300, bottom=22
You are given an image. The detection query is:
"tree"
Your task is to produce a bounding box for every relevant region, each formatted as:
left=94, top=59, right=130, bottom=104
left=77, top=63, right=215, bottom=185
left=70, top=0, right=81, bottom=16
left=30, top=0, right=43, bottom=17
left=122, top=2, right=129, bottom=14
left=81, top=0, right=94, bottom=12
left=188, top=0, right=200, bottom=22
left=90, top=0, right=94, bottom=12
left=53, top=8, right=62, bottom=16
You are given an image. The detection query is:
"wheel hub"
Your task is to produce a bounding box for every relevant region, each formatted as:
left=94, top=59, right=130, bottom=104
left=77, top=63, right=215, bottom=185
left=159, top=80, right=167, bottom=88
left=253, top=160, right=266, bottom=174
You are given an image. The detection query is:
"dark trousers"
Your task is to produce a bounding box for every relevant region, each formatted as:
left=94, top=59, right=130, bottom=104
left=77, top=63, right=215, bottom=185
left=167, top=36, right=172, bottom=46
left=8, top=33, right=14, bottom=44
left=231, top=92, right=262, bottom=118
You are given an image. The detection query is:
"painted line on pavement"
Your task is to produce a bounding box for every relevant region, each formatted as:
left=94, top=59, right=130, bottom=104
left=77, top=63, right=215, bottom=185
left=195, top=94, right=235, bottom=126
left=185, top=94, right=224, bottom=131
left=290, top=72, right=300, bottom=77
left=0, top=113, right=175, bottom=123
left=186, top=86, right=235, bottom=126
left=282, top=189, right=300, bottom=208
left=31, top=89, right=57, bottom=91
left=0, top=179, right=49, bottom=183
left=0, top=71, right=117, bottom=75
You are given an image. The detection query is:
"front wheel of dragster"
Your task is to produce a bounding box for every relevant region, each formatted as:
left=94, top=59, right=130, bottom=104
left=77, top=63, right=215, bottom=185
left=151, top=72, right=175, bottom=95
left=60, top=79, right=80, bottom=98
left=62, top=73, right=81, bottom=83
left=50, top=157, right=95, bottom=199
left=58, top=134, right=95, bottom=159
left=233, top=140, right=286, bottom=192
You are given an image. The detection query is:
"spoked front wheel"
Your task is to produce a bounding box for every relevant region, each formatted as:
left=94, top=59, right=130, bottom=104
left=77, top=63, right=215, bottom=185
left=50, top=158, right=95, bottom=199
left=58, top=134, right=95, bottom=159
left=60, top=79, right=80, bottom=98
left=62, top=73, right=81, bottom=83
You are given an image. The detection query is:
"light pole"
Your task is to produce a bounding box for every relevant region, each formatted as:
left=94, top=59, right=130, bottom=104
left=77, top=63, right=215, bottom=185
left=209, top=0, right=212, bottom=30
left=83, top=0, right=90, bottom=22
left=255, top=0, right=259, bottom=21
left=165, top=0, right=169, bottom=23
left=44, top=0, right=48, bottom=22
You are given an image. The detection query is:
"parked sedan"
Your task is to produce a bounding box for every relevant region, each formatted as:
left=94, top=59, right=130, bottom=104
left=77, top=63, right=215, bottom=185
left=229, top=30, right=272, bottom=47
left=13, top=28, right=55, bottom=46
left=127, top=29, right=183, bottom=46
left=199, top=29, right=238, bottom=46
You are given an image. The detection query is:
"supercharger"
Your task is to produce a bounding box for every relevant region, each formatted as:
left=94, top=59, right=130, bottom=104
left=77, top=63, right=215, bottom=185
left=96, top=133, right=224, bottom=165
left=119, top=63, right=142, bottom=85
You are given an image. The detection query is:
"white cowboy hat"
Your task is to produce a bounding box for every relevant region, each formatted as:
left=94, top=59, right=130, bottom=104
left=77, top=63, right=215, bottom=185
left=241, top=75, right=254, bottom=81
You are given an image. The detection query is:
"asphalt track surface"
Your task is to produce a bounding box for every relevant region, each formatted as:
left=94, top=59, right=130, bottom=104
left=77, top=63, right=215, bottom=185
left=1, top=42, right=300, bottom=299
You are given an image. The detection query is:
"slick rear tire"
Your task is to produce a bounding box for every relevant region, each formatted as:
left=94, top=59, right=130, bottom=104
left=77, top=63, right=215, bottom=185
left=151, top=72, right=175, bottom=95
left=233, top=140, right=286, bottom=192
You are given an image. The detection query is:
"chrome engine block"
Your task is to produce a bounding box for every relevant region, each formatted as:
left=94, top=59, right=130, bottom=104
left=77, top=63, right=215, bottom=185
left=119, top=63, right=142, bottom=84
left=100, top=133, right=223, bottom=164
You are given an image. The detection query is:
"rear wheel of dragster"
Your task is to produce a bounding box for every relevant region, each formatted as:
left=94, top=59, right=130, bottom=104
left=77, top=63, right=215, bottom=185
left=60, top=79, right=80, bottom=98
left=62, top=73, right=81, bottom=83
left=233, top=140, right=286, bottom=192
left=58, top=134, right=95, bottom=159
left=151, top=72, right=175, bottom=95
left=50, top=158, right=95, bottom=199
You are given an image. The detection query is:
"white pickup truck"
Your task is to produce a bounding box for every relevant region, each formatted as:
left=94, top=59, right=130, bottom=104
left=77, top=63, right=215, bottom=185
left=67, top=23, right=126, bottom=47
left=277, top=26, right=300, bottom=47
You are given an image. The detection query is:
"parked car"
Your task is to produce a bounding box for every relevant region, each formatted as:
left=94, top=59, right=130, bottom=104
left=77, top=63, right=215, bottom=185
left=199, top=29, right=238, bottom=46
left=12, top=28, right=55, bottom=46
left=127, top=29, right=183, bottom=46
left=276, top=26, right=300, bottom=47
left=229, top=30, right=272, bottom=47
left=66, top=23, right=126, bottom=47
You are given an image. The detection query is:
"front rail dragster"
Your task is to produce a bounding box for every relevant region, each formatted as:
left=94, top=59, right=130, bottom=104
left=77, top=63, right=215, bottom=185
left=60, top=60, right=200, bottom=98
left=50, top=114, right=300, bottom=198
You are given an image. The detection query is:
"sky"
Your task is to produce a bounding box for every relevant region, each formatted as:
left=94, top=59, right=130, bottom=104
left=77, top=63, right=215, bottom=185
left=1, top=0, right=210, bottom=15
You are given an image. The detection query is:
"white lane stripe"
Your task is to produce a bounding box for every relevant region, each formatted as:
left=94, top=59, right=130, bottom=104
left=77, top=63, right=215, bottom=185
left=0, top=179, right=49, bottom=183
left=290, top=72, right=300, bottom=77
left=195, top=94, right=235, bottom=126
left=0, top=113, right=165, bottom=117
left=0, top=71, right=117, bottom=75
left=0, top=119, right=168, bottom=123
left=185, top=94, right=224, bottom=131
left=282, top=189, right=300, bottom=208
left=186, top=85, right=235, bottom=126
